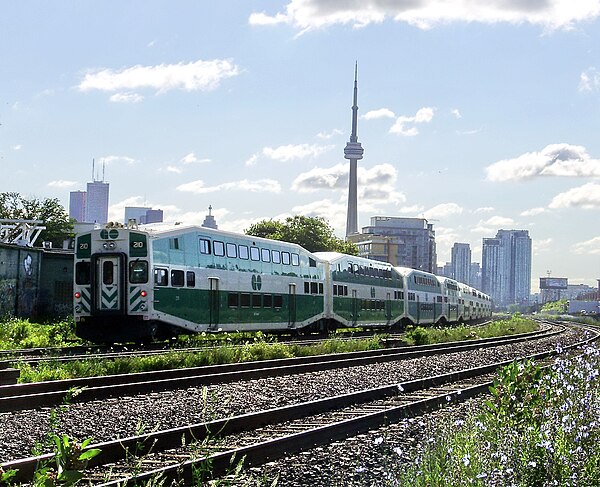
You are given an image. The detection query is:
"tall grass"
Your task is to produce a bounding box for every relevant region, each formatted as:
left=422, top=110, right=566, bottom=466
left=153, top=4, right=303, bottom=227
left=396, top=345, right=600, bottom=485
left=0, top=317, right=79, bottom=350
left=405, top=315, right=539, bottom=346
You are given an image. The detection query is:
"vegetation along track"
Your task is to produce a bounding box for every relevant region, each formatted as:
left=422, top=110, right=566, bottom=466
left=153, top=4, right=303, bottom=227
left=0, top=320, right=560, bottom=412
left=3, top=320, right=596, bottom=484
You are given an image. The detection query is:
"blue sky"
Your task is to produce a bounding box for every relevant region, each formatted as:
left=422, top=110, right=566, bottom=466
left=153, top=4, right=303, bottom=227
left=1, top=1, right=600, bottom=291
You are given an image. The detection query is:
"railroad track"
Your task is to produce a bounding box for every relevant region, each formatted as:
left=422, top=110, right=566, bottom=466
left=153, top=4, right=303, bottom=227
left=3, top=321, right=595, bottom=485
left=0, top=321, right=560, bottom=412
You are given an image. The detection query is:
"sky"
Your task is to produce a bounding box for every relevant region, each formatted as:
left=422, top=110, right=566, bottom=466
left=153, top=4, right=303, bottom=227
left=1, top=1, right=600, bottom=292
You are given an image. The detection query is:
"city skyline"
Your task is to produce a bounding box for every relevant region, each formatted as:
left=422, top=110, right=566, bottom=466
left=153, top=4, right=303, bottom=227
left=1, top=1, right=599, bottom=291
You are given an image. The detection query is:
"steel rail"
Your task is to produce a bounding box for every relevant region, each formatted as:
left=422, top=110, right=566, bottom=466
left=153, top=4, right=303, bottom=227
left=0, top=323, right=562, bottom=412
left=2, top=322, right=593, bottom=483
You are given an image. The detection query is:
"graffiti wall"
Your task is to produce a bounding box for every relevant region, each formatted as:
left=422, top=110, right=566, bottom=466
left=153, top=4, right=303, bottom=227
left=0, top=244, right=41, bottom=318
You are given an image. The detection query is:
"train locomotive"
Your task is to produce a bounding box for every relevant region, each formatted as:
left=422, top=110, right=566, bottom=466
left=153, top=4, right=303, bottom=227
left=73, top=224, right=492, bottom=343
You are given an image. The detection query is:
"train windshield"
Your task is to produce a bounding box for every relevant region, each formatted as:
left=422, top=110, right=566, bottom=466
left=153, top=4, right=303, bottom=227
left=129, top=260, right=148, bottom=284
left=75, top=262, right=91, bottom=285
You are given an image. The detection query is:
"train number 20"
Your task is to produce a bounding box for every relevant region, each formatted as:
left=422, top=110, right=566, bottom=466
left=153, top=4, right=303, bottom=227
left=132, top=241, right=144, bottom=248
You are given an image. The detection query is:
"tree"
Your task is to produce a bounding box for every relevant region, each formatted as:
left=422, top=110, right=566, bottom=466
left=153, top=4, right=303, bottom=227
left=245, top=215, right=358, bottom=255
left=0, top=192, right=74, bottom=247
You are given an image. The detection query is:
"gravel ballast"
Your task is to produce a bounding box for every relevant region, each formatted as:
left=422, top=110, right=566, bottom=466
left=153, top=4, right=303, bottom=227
left=0, top=327, right=588, bottom=470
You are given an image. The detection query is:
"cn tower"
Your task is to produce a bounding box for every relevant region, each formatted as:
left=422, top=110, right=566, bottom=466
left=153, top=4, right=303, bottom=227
left=344, top=63, right=364, bottom=238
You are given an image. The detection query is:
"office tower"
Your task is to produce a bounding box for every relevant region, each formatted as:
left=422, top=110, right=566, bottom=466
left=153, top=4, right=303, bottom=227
left=482, top=230, right=532, bottom=306
left=350, top=216, right=437, bottom=272
left=124, top=207, right=151, bottom=225
left=451, top=243, right=471, bottom=284
left=85, top=181, right=109, bottom=225
left=69, top=191, right=87, bottom=222
left=142, top=209, right=163, bottom=224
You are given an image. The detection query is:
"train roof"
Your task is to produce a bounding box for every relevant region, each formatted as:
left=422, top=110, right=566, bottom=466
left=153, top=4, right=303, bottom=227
left=314, top=252, right=394, bottom=268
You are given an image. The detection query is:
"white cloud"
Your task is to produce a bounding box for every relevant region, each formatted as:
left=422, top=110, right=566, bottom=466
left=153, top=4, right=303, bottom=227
left=572, top=236, right=600, bottom=255
left=486, top=143, right=600, bottom=182
left=109, top=92, right=144, bottom=103
left=474, top=207, right=495, bottom=214
left=520, top=207, right=546, bottom=217
left=166, top=165, right=182, bottom=174
left=177, top=179, right=282, bottom=194
left=291, top=199, right=348, bottom=232
left=78, top=59, right=241, bottom=95
left=245, top=154, right=259, bottom=166
left=12, top=144, right=22, bottom=151
left=397, top=204, right=425, bottom=215
left=549, top=182, right=600, bottom=209
left=423, top=203, right=463, bottom=220
left=363, top=108, right=395, bottom=120
left=579, top=68, right=600, bottom=92
left=249, top=0, right=600, bottom=31
left=102, top=155, right=138, bottom=165
left=262, top=143, right=332, bottom=162
left=471, top=215, right=516, bottom=234
left=451, top=108, right=462, bottom=119
left=48, top=180, right=78, bottom=188
left=533, top=238, right=553, bottom=254
left=389, top=107, right=435, bottom=136
left=180, top=152, right=211, bottom=165
left=317, top=129, right=343, bottom=139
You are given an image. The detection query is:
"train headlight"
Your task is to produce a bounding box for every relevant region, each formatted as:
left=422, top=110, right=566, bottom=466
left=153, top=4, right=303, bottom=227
left=141, top=290, right=147, bottom=297
left=140, top=303, right=147, bottom=311
left=109, top=242, right=116, bottom=249
left=74, top=292, right=81, bottom=299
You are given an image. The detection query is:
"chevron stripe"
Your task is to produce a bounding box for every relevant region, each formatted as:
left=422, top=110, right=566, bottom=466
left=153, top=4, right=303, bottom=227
left=101, top=286, right=119, bottom=310
left=129, top=286, right=144, bottom=312
left=79, top=287, right=91, bottom=313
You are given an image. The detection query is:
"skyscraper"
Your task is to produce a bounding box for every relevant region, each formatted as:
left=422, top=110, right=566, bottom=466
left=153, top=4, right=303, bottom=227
left=85, top=181, right=109, bottom=225
left=344, top=64, right=363, bottom=238
left=482, top=230, right=532, bottom=306
left=451, top=243, right=471, bottom=284
left=69, top=191, right=87, bottom=222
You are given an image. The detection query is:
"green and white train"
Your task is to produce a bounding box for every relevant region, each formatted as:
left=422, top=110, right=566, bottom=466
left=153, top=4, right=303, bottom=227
left=73, top=224, right=492, bottom=343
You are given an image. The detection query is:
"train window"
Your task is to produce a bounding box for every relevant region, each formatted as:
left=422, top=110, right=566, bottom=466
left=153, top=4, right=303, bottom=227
left=282, top=252, right=290, bottom=265
left=272, top=250, right=281, bottom=264
left=199, top=238, right=211, bottom=255
left=333, top=285, right=338, bottom=296
left=238, top=245, right=249, bottom=260
left=444, top=296, right=448, bottom=303
left=436, top=296, right=443, bottom=303
left=226, top=243, right=237, bottom=258
left=213, top=241, right=225, bottom=257
left=348, top=263, right=353, bottom=273
left=240, top=293, right=250, bottom=308
left=310, top=282, right=318, bottom=294
left=263, top=294, right=273, bottom=307
left=252, top=294, right=262, bottom=308
left=344, top=286, right=348, bottom=296
left=304, top=282, right=310, bottom=294
left=103, top=261, right=114, bottom=285
left=261, top=248, right=271, bottom=262
left=319, top=283, right=323, bottom=294
left=129, top=260, right=148, bottom=284
left=308, top=257, right=316, bottom=267
left=273, top=294, right=283, bottom=308
left=291, top=253, right=299, bottom=266
left=169, top=238, right=180, bottom=250
left=250, top=247, right=260, bottom=261
left=171, top=270, right=184, bottom=287
left=154, top=268, right=168, bottom=286
left=353, top=264, right=359, bottom=273
left=75, top=262, right=91, bottom=285
left=228, top=293, right=239, bottom=308
left=186, top=271, right=195, bottom=287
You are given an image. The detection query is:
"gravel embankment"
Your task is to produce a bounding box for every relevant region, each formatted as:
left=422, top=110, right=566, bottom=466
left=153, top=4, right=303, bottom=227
left=0, top=327, right=587, bottom=466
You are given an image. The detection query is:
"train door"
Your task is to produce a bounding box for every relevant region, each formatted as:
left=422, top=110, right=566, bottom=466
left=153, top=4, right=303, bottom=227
left=93, top=254, right=124, bottom=314
left=208, top=277, right=219, bottom=330
left=288, top=283, right=296, bottom=327
left=351, top=289, right=358, bottom=326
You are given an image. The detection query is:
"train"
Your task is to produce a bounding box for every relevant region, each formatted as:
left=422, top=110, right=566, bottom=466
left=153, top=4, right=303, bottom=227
left=73, top=223, right=492, bottom=343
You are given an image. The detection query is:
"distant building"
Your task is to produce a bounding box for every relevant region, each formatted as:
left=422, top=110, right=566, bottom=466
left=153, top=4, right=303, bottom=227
left=124, top=207, right=164, bottom=225
left=482, top=230, right=532, bottom=307
left=69, top=191, right=87, bottom=222
left=470, top=262, right=482, bottom=290
left=202, top=205, right=218, bottom=229
left=349, top=216, right=436, bottom=272
left=451, top=243, right=471, bottom=284
left=85, top=181, right=109, bottom=225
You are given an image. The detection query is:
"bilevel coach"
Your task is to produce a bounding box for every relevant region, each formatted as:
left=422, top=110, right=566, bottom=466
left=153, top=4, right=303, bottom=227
left=73, top=224, right=492, bottom=343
